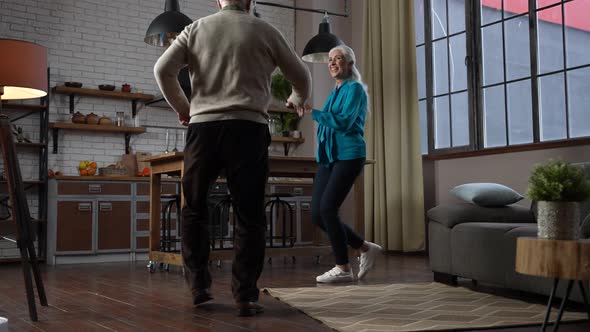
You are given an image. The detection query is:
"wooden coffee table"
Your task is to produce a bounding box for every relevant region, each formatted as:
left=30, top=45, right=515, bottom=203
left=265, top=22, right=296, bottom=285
left=515, top=237, right=590, bottom=331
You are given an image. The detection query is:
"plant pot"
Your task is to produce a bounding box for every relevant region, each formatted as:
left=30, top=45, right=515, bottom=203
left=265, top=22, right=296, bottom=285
left=537, top=201, right=580, bottom=240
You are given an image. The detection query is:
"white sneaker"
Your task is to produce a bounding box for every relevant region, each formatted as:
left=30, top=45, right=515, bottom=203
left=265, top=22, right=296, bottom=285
left=358, top=241, right=382, bottom=280
left=316, top=266, right=354, bottom=283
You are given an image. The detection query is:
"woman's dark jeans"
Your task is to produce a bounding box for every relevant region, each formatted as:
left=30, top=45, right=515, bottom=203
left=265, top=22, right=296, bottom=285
left=311, top=158, right=365, bottom=265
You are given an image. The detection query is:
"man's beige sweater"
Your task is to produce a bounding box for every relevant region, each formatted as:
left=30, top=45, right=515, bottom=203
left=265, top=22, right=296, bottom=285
left=154, top=8, right=311, bottom=124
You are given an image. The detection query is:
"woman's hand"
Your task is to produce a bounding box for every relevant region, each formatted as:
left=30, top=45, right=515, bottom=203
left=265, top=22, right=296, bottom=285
left=177, top=112, right=190, bottom=126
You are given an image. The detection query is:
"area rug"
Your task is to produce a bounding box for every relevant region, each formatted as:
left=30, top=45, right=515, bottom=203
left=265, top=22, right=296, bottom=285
left=264, top=282, right=587, bottom=332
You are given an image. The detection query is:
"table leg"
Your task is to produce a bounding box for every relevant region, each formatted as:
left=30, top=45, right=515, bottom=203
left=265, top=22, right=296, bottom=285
left=542, top=278, right=559, bottom=332
left=553, top=279, right=574, bottom=332
left=577, top=281, right=590, bottom=320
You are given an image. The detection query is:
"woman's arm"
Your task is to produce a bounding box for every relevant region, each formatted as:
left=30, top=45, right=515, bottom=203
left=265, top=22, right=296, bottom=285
left=311, top=83, right=366, bottom=131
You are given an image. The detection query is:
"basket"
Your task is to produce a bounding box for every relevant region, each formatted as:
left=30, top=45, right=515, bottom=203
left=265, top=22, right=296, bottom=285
left=98, top=167, right=127, bottom=177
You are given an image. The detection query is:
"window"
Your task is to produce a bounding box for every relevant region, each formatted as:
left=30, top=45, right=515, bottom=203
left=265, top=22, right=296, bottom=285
left=414, top=0, right=590, bottom=155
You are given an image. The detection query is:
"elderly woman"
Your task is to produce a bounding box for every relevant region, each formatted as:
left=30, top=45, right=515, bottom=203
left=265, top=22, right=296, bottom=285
left=302, top=45, right=382, bottom=283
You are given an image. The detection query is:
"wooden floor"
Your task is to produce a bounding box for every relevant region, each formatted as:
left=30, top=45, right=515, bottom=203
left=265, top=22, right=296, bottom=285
left=0, top=253, right=589, bottom=331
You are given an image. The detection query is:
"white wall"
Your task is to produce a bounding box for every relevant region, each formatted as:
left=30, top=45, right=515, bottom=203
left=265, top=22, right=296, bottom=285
left=0, top=0, right=295, bottom=177
left=432, top=145, right=590, bottom=208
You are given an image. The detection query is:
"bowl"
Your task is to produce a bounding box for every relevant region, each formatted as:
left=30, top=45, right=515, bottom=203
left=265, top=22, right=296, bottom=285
left=98, top=84, right=116, bottom=91
left=64, top=81, right=83, bottom=88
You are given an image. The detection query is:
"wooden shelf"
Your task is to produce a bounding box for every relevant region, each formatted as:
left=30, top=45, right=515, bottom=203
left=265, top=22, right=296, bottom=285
left=271, top=136, right=304, bottom=144
left=15, top=142, right=47, bottom=149
left=52, top=85, right=155, bottom=117
left=53, top=85, right=154, bottom=101
left=49, top=122, right=146, bottom=134
left=49, top=122, right=146, bottom=154
left=1, top=103, right=47, bottom=112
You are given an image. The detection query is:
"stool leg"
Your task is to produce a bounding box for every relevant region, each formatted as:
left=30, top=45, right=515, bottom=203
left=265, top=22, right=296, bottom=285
left=553, top=280, right=574, bottom=332
left=542, top=278, right=559, bottom=332
left=578, top=281, right=590, bottom=320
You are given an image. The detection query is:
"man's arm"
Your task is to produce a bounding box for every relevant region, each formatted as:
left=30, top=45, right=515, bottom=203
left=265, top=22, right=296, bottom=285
left=272, top=31, right=311, bottom=108
left=154, top=27, right=191, bottom=124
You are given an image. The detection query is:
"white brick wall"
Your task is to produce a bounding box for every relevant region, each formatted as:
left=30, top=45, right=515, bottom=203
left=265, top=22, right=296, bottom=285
left=0, top=0, right=295, bottom=254
left=0, top=0, right=295, bottom=178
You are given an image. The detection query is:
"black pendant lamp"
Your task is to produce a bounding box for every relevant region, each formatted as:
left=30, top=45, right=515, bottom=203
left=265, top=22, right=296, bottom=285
left=302, top=15, right=343, bottom=63
left=145, top=0, right=193, bottom=47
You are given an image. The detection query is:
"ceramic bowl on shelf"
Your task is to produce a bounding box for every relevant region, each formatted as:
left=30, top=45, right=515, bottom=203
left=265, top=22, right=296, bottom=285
left=64, top=81, right=83, bottom=88
left=98, top=84, right=116, bottom=91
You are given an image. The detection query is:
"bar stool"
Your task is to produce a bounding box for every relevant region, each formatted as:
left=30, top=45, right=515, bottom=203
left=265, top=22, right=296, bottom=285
left=265, top=193, right=295, bottom=248
left=208, top=193, right=234, bottom=250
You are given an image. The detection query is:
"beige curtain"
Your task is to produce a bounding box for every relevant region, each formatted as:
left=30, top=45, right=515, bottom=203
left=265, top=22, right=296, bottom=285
left=362, top=0, right=425, bottom=251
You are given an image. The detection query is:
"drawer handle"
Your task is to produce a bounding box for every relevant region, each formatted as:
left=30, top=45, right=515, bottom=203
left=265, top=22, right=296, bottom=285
left=99, top=202, right=112, bottom=211
left=78, top=203, right=92, bottom=211
left=301, top=202, right=311, bottom=209
left=88, top=184, right=102, bottom=193
left=293, top=187, right=304, bottom=195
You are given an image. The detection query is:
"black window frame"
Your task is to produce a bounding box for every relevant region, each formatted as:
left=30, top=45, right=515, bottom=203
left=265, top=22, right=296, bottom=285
left=418, top=0, right=590, bottom=157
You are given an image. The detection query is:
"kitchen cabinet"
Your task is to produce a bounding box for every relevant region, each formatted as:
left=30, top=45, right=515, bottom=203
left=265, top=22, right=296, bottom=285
left=47, top=178, right=179, bottom=265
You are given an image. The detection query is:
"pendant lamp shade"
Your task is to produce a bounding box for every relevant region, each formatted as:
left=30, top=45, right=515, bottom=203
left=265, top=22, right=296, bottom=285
left=0, top=39, right=48, bottom=100
left=302, top=16, right=343, bottom=63
left=145, top=0, right=193, bottom=47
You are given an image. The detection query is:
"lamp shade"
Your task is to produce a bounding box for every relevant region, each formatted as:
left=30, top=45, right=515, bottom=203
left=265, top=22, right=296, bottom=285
left=302, top=17, right=343, bottom=63
left=0, top=39, right=48, bottom=100
left=145, top=0, right=193, bottom=47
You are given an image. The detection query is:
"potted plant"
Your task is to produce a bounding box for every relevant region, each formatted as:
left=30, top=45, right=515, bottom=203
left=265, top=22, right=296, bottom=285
left=271, top=72, right=300, bottom=137
left=527, top=160, right=590, bottom=240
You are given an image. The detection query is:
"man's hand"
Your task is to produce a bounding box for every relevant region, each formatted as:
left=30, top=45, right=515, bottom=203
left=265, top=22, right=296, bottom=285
left=178, top=112, right=190, bottom=126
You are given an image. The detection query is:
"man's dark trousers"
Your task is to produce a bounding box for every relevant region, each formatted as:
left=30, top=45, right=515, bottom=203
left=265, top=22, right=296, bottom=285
left=181, top=119, right=270, bottom=302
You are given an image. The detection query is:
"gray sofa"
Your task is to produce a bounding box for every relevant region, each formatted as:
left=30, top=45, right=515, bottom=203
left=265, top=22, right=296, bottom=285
left=427, top=162, right=590, bottom=301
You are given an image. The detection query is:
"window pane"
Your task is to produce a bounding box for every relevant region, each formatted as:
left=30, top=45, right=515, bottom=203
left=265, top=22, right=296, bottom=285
left=504, top=0, right=528, bottom=19
left=483, top=85, right=506, bottom=147
left=414, top=0, right=425, bottom=45
left=568, top=67, right=590, bottom=138
left=537, top=0, right=561, bottom=10
left=482, top=23, right=504, bottom=85
left=433, top=39, right=449, bottom=95
left=417, top=46, right=426, bottom=99
left=449, top=33, right=467, bottom=92
left=565, top=1, right=590, bottom=68
left=419, top=100, right=428, bottom=154
left=537, top=5, right=564, bottom=74
left=448, top=0, right=465, bottom=34
left=434, top=96, right=450, bottom=149
left=431, top=0, right=448, bottom=39
left=539, top=73, right=567, bottom=141
left=505, top=15, right=531, bottom=80
left=481, top=0, right=502, bottom=26
left=507, top=79, right=533, bottom=144
left=451, top=92, right=469, bottom=146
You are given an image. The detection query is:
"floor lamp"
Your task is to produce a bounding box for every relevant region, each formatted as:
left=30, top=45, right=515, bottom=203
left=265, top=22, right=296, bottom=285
left=0, top=39, right=48, bottom=322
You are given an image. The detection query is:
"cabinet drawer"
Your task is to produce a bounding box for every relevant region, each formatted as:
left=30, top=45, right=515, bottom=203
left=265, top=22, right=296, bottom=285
left=97, top=201, right=131, bottom=250
left=272, top=184, right=312, bottom=196
left=136, top=183, right=177, bottom=196
left=58, top=182, right=131, bottom=195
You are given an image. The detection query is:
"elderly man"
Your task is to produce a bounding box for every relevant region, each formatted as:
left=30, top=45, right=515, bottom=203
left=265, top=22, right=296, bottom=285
left=154, top=0, right=311, bottom=317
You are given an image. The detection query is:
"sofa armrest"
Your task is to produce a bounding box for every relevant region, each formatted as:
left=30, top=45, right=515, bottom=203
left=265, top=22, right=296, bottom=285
left=427, top=203, right=535, bottom=228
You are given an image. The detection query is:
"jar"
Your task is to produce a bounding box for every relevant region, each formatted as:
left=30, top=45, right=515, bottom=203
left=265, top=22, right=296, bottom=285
left=116, top=112, right=125, bottom=127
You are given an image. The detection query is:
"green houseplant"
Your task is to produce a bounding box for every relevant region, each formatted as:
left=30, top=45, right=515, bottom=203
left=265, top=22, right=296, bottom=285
left=527, top=160, right=590, bottom=239
left=271, top=72, right=300, bottom=136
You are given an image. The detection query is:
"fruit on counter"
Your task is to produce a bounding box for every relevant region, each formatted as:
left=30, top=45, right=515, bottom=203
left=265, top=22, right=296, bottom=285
left=78, top=159, right=97, bottom=176
left=55, top=171, right=62, bottom=176
left=137, top=167, right=151, bottom=176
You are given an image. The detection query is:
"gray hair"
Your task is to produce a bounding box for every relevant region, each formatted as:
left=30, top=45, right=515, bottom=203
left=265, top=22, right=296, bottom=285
left=329, top=45, right=369, bottom=97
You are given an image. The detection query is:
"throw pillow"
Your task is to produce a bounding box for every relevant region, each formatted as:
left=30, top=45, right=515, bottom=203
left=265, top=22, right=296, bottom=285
left=451, top=183, right=524, bottom=207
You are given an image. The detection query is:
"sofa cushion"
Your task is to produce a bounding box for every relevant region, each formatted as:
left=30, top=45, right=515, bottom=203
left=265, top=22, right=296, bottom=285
left=427, top=203, right=535, bottom=228
left=450, top=183, right=524, bottom=207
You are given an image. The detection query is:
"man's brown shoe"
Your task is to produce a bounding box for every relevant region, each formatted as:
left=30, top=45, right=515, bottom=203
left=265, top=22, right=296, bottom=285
left=236, top=301, right=264, bottom=317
